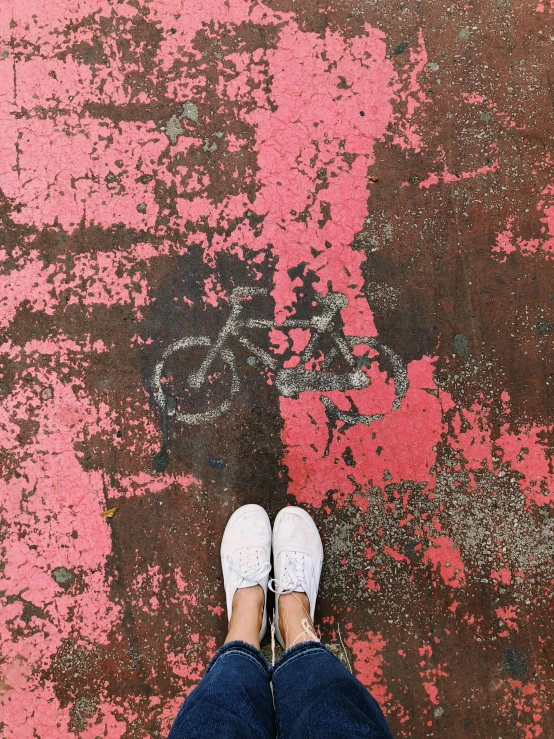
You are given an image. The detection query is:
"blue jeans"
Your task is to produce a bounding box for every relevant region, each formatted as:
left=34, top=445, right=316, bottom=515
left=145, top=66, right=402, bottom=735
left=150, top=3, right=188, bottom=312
left=168, top=641, right=394, bottom=738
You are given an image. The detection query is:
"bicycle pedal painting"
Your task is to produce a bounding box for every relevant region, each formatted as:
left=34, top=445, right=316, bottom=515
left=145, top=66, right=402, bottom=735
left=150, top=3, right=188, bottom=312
left=151, top=283, right=409, bottom=471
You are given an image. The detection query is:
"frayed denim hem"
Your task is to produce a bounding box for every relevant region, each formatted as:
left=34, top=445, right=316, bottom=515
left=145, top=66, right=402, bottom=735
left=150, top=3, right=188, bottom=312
left=270, top=641, right=330, bottom=678
left=207, top=640, right=270, bottom=679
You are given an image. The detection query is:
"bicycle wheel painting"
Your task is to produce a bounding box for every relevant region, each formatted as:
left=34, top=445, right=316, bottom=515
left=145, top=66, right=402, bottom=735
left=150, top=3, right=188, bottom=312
left=1, top=1, right=554, bottom=738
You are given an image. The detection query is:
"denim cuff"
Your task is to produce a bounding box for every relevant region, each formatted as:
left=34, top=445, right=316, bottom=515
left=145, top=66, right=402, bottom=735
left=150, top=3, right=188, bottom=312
left=207, top=640, right=270, bottom=678
left=270, top=640, right=330, bottom=678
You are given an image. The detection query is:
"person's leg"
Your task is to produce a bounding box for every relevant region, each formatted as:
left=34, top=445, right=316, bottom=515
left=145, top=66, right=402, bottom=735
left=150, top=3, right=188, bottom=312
left=270, top=507, right=394, bottom=739
left=167, top=505, right=275, bottom=739
left=272, top=640, right=394, bottom=739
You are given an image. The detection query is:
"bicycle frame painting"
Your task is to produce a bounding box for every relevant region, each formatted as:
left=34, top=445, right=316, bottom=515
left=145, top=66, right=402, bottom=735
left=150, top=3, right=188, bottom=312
left=151, top=287, right=409, bottom=433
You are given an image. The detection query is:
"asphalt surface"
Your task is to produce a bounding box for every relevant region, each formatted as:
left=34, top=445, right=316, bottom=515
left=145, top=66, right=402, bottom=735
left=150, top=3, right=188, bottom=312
left=1, top=0, right=554, bottom=737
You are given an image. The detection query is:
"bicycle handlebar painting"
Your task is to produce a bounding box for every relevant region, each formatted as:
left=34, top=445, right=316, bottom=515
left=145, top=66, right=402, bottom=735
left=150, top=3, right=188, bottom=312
left=151, top=287, right=409, bottom=466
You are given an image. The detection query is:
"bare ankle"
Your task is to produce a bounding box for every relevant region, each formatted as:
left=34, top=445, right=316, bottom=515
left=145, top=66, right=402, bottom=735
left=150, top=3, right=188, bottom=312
left=225, top=586, right=265, bottom=649
left=233, top=584, right=264, bottom=608
left=278, top=592, right=317, bottom=650
left=279, top=591, right=310, bottom=614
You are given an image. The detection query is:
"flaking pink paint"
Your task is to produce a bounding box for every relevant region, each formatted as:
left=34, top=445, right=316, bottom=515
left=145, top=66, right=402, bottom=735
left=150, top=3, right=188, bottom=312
left=1, top=1, right=553, bottom=736
left=0, top=371, right=122, bottom=735
left=346, top=630, right=392, bottom=708
left=421, top=536, right=467, bottom=588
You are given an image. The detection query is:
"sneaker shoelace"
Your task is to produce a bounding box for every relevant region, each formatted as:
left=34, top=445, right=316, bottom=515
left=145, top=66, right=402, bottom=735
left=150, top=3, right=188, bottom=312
left=268, top=551, right=310, bottom=596
left=227, top=549, right=271, bottom=585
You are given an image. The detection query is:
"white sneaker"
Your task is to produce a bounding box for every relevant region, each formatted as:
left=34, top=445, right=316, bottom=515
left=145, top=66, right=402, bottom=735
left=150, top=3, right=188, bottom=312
left=271, top=506, right=324, bottom=648
left=221, top=504, right=272, bottom=641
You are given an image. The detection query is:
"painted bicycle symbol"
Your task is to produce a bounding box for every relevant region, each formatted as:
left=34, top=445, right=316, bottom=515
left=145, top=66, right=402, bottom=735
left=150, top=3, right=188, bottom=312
left=152, top=287, right=409, bottom=437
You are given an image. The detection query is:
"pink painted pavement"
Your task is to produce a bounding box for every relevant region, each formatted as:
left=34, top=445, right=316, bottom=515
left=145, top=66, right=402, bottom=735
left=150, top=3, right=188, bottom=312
left=1, top=0, right=554, bottom=737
